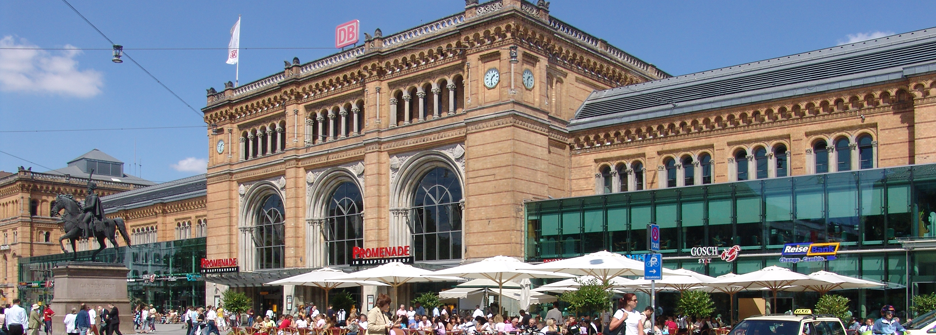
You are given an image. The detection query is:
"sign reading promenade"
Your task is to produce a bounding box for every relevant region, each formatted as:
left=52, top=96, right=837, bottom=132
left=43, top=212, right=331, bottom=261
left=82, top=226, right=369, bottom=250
left=779, top=242, right=840, bottom=263
left=351, top=246, right=413, bottom=266
left=200, top=258, right=239, bottom=273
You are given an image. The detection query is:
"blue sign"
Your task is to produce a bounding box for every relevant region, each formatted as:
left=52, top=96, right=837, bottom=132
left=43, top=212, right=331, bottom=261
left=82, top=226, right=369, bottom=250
left=779, top=242, right=839, bottom=263
left=644, top=254, right=662, bottom=280
left=648, top=224, right=660, bottom=251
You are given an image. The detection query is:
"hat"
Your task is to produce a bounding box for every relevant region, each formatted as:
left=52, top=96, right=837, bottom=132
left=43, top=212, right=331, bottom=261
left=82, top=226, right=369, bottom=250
left=31, top=304, right=39, bottom=310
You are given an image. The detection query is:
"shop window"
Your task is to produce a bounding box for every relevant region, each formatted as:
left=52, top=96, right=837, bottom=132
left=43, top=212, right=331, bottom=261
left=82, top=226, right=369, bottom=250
left=699, top=154, right=712, bottom=184
left=860, top=170, right=886, bottom=244
left=411, top=167, right=463, bottom=261
left=887, top=182, right=912, bottom=241
left=736, top=181, right=764, bottom=249
left=325, top=182, right=364, bottom=266
left=664, top=158, right=677, bottom=188
left=539, top=212, right=559, bottom=258
left=774, top=144, right=788, bottom=178
left=814, top=139, right=829, bottom=173
left=915, top=179, right=936, bottom=238
left=680, top=187, right=704, bottom=252
left=607, top=201, right=628, bottom=253
left=560, top=210, right=581, bottom=257
left=795, top=175, right=826, bottom=243
left=632, top=162, right=645, bottom=191
left=836, top=137, right=852, bottom=172
left=654, top=190, right=678, bottom=252
left=629, top=193, right=652, bottom=251
left=858, top=135, right=874, bottom=169
left=682, top=156, right=695, bottom=186
left=735, top=150, right=749, bottom=181
left=707, top=184, right=736, bottom=248
left=582, top=198, right=604, bottom=254
left=827, top=173, right=860, bottom=244
left=765, top=178, right=794, bottom=247
left=255, top=194, right=286, bottom=270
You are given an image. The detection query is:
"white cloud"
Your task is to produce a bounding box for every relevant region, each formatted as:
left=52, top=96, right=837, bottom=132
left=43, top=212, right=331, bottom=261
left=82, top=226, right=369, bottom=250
left=0, top=36, right=103, bottom=98
left=171, top=157, right=207, bottom=173
left=838, top=31, right=894, bottom=45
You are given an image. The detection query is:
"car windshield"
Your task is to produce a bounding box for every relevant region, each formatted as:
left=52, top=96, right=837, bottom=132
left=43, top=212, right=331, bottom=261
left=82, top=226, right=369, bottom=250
left=728, top=320, right=801, bottom=335
left=905, top=310, right=936, bottom=330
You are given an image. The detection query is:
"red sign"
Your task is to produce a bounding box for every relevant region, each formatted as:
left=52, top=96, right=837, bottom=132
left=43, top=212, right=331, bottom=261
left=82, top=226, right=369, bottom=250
left=200, top=258, right=239, bottom=274
left=335, top=20, right=360, bottom=49
left=352, top=246, right=410, bottom=259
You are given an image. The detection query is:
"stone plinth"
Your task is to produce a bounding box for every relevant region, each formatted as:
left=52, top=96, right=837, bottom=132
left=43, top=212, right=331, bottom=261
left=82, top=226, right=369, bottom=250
left=51, top=262, right=132, bottom=335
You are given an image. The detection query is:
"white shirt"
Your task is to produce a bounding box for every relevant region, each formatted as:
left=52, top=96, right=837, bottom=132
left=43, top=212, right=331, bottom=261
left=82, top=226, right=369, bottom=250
left=207, top=310, right=217, bottom=322
left=311, top=309, right=320, bottom=318
left=295, top=320, right=308, bottom=329
left=432, top=308, right=440, bottom=318
left=64, top=314, right=77, bottom=334
left=142, top=310, right=149, bottom=321
left=89, top=309, right=97, bottom=326
left=612, top=309, right=642, bottom=335
left=472, top=309, right=484, bottom=318
left=359, top=321, right=368, bottom=330
left=5, top=304, right=28, bottom=330
left=266, top=310, right=275, bottom=319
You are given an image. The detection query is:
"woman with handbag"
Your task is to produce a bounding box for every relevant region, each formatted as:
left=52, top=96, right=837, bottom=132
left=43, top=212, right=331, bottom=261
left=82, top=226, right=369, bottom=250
left=366, top=295, right=398, bottom=335
left=608, top=294, right=642, bottom=335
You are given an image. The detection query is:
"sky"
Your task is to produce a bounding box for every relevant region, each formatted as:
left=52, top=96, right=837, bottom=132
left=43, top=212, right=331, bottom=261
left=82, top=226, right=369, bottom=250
left=1, top=1, right=935, bottom=184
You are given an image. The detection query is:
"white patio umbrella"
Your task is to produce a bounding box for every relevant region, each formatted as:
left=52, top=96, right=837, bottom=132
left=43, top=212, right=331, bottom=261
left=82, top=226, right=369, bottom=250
left=537, top=275, right=638, bottom=293
left=710, top=266, right=828, bottom=313
left=266, top=267, right=387, bottom=308
left=629, top=269, right=714, bottom=292
left=433, top=255, right=573, bottom=315
left=519, top=278, right=532, bottom=311
left=701, top=273, right=748, bottom=324
left=519, top=251, right=679, bottom=286
left=783, top=270, right=885, bottom=294
left=334, top=262, right=462, bottom=304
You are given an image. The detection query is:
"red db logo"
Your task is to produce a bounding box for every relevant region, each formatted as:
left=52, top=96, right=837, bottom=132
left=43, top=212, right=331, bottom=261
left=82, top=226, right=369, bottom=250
left=335, top=20, right=360, bottom=49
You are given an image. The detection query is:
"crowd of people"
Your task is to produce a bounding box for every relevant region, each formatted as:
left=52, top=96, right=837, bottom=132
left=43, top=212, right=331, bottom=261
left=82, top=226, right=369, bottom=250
left=0, top=299, right=123, bottom=335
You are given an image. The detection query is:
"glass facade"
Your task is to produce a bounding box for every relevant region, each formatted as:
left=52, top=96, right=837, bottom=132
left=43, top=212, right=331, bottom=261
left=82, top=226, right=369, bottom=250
left=19, top=237, right=206, bottom=310
left=410, top=167, right=463, bottom=261
left=325, top=182, right=364, bottom=266
left=526, top=164, right=936, bottom=314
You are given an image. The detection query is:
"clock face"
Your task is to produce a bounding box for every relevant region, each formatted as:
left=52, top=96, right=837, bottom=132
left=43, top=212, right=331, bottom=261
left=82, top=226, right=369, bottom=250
left=522, top=69, right=535, bottom=89
left=484, top=68, right=500, bottom=89
left=216, top=140, right=225, bottom=154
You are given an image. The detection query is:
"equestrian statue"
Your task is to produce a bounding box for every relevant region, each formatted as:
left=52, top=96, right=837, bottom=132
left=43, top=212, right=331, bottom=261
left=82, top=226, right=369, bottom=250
left=50, top=173, right=131, bottom=262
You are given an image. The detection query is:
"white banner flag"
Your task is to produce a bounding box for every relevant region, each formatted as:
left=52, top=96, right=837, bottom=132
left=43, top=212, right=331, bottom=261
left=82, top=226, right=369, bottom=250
left=226, top=17, right=240, bottom=65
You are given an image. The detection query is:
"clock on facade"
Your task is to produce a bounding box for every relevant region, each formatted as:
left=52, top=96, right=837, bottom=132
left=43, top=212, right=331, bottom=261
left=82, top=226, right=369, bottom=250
left=216, top=140, right=225, bottom=154
left=484, top=68, right=500, bottom=89
left=522, top=69, right=534, bottom=89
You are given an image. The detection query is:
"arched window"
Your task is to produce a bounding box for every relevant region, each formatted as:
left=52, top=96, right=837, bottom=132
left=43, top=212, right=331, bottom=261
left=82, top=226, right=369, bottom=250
left=411, top=167, right=463, bottom=261
left=632, top=162, right=644, bottom=191
left=814, top=139, right=829, bottom=173
left=325, top=182, right=364, bottom=266
left=735, top=149, right=749, bottom=181
left=682, top=156, right=694, bottom=186
left=699, top=153, right=712, bottom=185
left=754, top=147, right=768, bottom=179
left=835, top=137, right=851, bottom=171
left=615, top=163, right=628, bottom=192
left=600, top=166, right=612, bottom=194
left=663, top=158, right=677, bottom=188
left=255, top=194, right=286, bottom=270
left=774, top=144, right=788, bottom=177
left=858, top=135, right=874, bottom=169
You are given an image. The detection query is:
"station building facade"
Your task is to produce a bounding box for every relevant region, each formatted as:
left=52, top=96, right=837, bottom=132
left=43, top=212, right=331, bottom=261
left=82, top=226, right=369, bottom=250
left=201, top=0, right=666, bottom=311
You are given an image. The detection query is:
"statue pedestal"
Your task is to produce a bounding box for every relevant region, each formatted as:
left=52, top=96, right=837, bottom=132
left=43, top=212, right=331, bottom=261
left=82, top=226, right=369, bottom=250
left=51, top=262, right=132, bottom=335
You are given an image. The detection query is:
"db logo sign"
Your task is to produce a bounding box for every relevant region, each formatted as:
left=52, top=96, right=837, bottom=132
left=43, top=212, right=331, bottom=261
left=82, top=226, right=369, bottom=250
left=335, top=20, right=360, bottom=49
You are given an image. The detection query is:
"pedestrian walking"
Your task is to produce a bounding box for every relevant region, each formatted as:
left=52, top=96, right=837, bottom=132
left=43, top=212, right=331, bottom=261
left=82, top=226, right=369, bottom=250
left=76, top=306, right=90, bottom=335
left=104, top=304, right=122, bottom=335
left=29, top=304, right=42, bottom=335
left=6, top=300, right=28, bottom=335
left=88, top=306, right=98, bottom=335
left=43, top=305, right=54, bottom=335
left=64, top=308, right=78, bottom=335
left=609, top=294, right=642, bottom=335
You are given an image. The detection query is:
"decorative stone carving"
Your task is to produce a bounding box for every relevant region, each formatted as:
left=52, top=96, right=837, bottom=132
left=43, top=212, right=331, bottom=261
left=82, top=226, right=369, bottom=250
left=292, top=57, right=300, bottom=65
left=452, top=144, right=465, bottom=159
left=238, top=184, right=246, bottom=196
left=351, top=107, right=361, bottom=113
left=727, top=158, right=735, bottom=163
left=389, top=143, right=466, bottom=188
left=657, top=165, right=665, bottom=171
left=447, top=83, right=456, bottom=91
left=402, top=94, right=411, bottom=101
left=417, top=91, right=426, bottom=98
left=431, top=87, right=441, bottom=94
left=339, top=109, right=348, bottom=117
left=374, top=28, right=382, bottom=38
left=317, top=115, right=324, bottom=122
left=306, top=170, right=318, bottom=185
left=390, top=156, right=402, bottom=170
left=278, top=176, right=287, bottom=190
left=353, top=162, right=365, bottom=176
left=746, top=155, right=755, bottom=161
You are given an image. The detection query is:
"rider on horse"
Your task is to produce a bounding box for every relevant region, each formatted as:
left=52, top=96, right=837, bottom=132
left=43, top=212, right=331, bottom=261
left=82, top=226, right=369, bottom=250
left=80, top=181, right=103, bottom=239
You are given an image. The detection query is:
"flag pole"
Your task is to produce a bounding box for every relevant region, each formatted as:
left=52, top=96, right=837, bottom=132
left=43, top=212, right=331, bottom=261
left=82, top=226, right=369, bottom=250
left=235, top=15, right=240, bottom=88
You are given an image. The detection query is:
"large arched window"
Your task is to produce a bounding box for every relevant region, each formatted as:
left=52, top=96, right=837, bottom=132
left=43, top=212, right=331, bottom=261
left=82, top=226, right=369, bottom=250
left=699, top=154, right=712, bottom=184
left=632, top=162, right=644, bottom=191
left=858, top=135, right=874, bottom=169
left=735, top=149, right=749, bottom=181
left=681, top=156, right=694, bottom=186
left=664, top=158, right=677, bottom=188
left=255, top=194, right=285, bottom=270
left=754, top=147, right=768, bottom=179
left=600, top=166, right=613, bottom=194
left=835, top=137, right=851, bottom=171
left=411, top=167, right=463, bottom=261
left=774, top=144, right=788, bottom=177
left=814, top=139, right=829, bottom=173
left=325, top=182, right=364, bottom=266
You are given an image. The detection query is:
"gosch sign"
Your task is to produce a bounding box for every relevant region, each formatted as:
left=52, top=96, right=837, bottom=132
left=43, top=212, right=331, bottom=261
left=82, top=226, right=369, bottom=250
left=335, top=20, right=360, bottom=49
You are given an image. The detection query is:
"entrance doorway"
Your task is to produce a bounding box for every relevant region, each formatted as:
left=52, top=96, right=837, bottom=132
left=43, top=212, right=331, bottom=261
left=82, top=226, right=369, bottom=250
left=258, top=287, right=283, bottom=317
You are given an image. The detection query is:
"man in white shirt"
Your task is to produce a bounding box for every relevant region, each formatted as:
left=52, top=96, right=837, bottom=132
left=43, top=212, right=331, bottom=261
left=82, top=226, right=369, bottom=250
left=141, top=309, right=149, bottom=333
left=88, top=306, right=98, bottom=335
left=472, top=306, right=484, bottom=319
left=432, top=306, right=440, bottom=318
left=310, top=306, right=319, bottom=318
left=6, top=299, right=29, bottom=333
left=206, top=307, right=220, bottom=335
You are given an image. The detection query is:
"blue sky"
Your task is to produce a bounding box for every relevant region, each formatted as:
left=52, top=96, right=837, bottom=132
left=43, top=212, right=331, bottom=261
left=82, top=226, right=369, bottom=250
left=1, top=1, right=935, bottom=184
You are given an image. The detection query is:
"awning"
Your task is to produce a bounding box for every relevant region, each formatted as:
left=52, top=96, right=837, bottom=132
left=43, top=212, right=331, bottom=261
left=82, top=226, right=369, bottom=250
left=206, top=268, right=314, bottom=288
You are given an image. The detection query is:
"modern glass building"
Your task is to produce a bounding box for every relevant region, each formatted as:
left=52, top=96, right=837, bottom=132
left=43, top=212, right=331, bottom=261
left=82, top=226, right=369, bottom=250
left=18, top=237, right=206, bottom=310
left=525, top=164, right=936, bottom=318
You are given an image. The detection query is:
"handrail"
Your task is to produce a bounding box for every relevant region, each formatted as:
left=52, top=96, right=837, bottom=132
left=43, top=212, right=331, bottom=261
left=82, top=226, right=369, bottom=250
left=0, top=171, right=140, bottom=190
left=381, top=14, right=466, bottom=49
left=548, top=16, right=668, bottom=79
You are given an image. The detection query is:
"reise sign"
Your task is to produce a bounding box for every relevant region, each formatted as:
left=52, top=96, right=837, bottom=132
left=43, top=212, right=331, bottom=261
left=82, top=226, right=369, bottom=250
left=335, top=20, right=360, bottom=49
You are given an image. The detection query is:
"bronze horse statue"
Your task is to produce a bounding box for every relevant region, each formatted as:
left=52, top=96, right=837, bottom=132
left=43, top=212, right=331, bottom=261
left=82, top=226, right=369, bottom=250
left=51, top=194, right=132, bottom=262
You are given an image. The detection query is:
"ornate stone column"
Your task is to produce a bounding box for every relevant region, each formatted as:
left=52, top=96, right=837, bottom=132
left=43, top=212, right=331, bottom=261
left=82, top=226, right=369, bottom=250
left=389, top=98, right=398, bottom=127
left=403, top=94, right=412, bottom=125
left=239, top=137, right=246, bottom=161
left=767, top=153, right=777, bottom=178
left=352, top=106, right=360, bottom=136
left=627, top=169, right=636, bottom=191
left=417, top=91, right=426, bottom=122
left=871, top=141, right=878, bottom=168
left=693, top=161, right=702, bottom=185
left=447, top=83, right=456, bottom=115
left=611, top=170, right=621, bottom=193
left=431, top=87, right=441, bottom=119
left=266, top=126, right=274, bottom=154
left=247, top=134, right=255, bottom=159
left=727, top=157, right=736, bottom=181
left=594, top=173, right=603, bottom=194
left=317, top=115, right=326, bottom=143
left=339, top=106, right=348, bottom=138
left=676, top=163, right=685, bottom=187
left=828, top=146, right=838, bottom=173
left=850, top=143, right=859, bottom=171
left=657, top=165, right=667, bottom=189
left=305, top=119, right=314, bottom=145
left=328, top=110, right=336, bottom=140
left=747, top=155, right=756, bottom=180
left=257, top=129, right=266, bottom=156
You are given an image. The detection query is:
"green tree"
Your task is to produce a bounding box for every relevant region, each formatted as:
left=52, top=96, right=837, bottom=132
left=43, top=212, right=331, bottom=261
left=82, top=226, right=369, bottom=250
left=412, top=292, right=441, bottom=310
left=911, top=292, right=936, bottom=316
left=677, top=290, right=715, bottom=319
left=559, top=278, right=611, bottom=316
left=222, top=290, right=253, bottom=317
left=332, top=291, right=357, bottom=313
left=814, top=294, right=852, bottom=324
